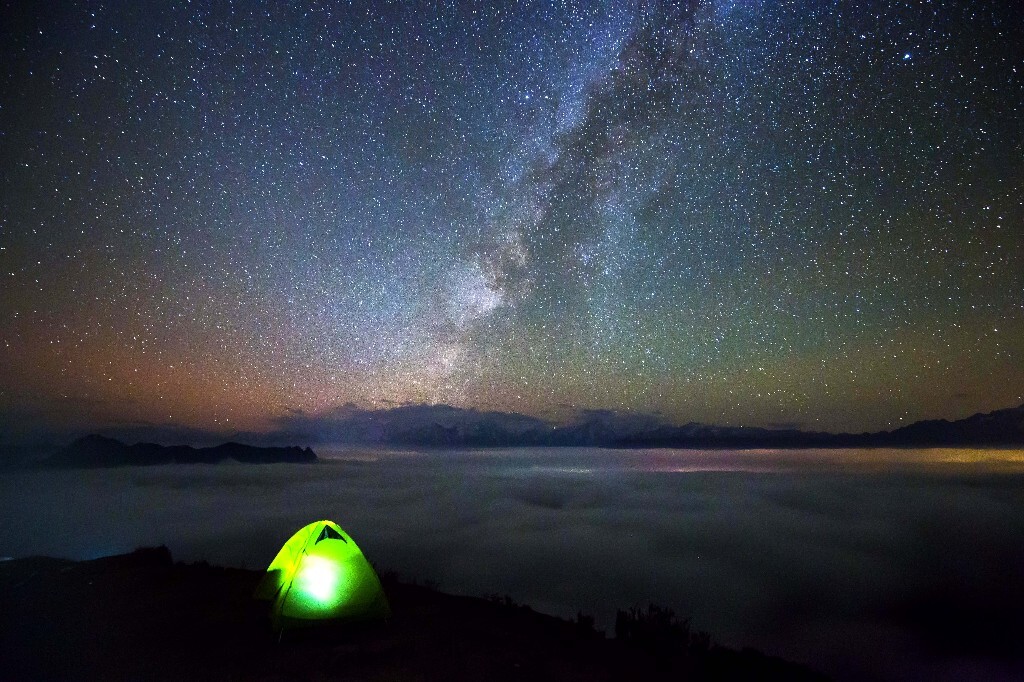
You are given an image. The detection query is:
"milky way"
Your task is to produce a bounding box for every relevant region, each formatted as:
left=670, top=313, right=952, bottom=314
left=1, top=0, right=1022, bottom=438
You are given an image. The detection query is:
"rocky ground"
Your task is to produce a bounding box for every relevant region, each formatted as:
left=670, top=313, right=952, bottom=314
left=0, top=547, right=826, bottom=681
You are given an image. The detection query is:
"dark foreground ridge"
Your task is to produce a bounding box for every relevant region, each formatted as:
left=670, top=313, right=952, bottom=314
left=0, top=548, right=827, bottom=681
left=45, top=434, right=317, bottom=467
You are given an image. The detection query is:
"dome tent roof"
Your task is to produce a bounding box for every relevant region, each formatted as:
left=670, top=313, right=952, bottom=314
left=255, top=520, right=390, bottom=630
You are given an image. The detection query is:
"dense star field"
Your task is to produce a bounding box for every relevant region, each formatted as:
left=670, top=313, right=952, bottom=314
left=1, top=0, right=1022, bottom=439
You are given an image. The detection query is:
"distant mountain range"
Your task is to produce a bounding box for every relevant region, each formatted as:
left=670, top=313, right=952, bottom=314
left=270, top=402, right=1024, bottom=449
left=34, top=404, right=1024, bottom=463
left=46, top=435, right=317, bottom=468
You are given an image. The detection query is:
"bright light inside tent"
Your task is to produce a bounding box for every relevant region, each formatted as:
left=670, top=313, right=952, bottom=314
left=294, top=555, right=343, bottom=605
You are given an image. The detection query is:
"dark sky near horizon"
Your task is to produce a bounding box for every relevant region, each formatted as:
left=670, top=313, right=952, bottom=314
left=1, top=0, right=1022, bottom=439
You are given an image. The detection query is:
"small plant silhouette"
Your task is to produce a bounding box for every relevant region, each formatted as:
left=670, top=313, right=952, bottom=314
left=615, top=603, right=695, bottom=659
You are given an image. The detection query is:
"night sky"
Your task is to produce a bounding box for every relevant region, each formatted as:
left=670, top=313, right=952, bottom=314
left=2, top=0, right=1022, bottom=440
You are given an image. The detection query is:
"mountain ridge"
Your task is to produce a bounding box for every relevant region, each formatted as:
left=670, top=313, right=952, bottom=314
left=38, top=404, right=1024, bottom=457
left=272, top=402, right=1024, bottom=449
left=46, top=434, right=317, bottom=468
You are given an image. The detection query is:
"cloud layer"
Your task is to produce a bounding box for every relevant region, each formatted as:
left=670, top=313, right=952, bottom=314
left=2, top=451, right=1023, bottom=681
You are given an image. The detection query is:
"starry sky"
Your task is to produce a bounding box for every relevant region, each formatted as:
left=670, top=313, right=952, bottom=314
left=2, top=0, right=1022, bottom=441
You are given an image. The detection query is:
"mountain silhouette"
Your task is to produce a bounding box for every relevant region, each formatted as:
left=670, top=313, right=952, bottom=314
left=46, top=435, right=317, bottom=468
left=275, top=403, right=1024, bottom=448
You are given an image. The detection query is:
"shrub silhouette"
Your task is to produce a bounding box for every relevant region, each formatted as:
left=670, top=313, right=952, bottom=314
left=615, top=603, right=693, bottom=659
left=575, top=610, right=600, bottom=638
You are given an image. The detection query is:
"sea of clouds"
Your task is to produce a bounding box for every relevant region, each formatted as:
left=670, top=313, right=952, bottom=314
left=3, top=448, right=1023, bottom=681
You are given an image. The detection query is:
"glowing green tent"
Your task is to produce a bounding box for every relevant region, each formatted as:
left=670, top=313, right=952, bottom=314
left=254, top=520, right=390, bottom=629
